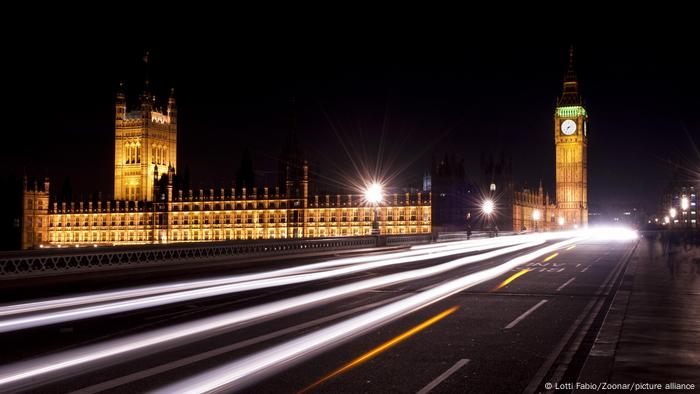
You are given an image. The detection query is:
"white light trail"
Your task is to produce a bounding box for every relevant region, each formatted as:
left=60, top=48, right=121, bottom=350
left=0, top=238, right=548, bottom=390
left=0, top=236, right=537, bottom=332
left=155, top=237, right=587, bottom=393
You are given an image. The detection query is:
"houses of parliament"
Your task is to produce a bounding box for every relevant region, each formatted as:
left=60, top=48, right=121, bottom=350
left=20, top=49, right=587, bottom=249
left=20, top=73, right=432, bottom=249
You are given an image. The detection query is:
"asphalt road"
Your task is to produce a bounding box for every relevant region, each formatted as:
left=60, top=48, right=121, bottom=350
left=0, top=234, right=636, bottom=393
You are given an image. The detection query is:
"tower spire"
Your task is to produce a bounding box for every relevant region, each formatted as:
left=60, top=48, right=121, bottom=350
left=557, top=45, right=582, bottom=106
left=140, top=51, right=154, bottom=113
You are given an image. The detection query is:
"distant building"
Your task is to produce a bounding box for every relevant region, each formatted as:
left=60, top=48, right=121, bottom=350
left=511, top=46, right=588, bottom=231
left=659, top=162, right=698, bottom=228
left=481, top=152, right=515, bottom=231
left=20, top=62, right=430, bottom=249
left=426, top=154, right=479, bottom=231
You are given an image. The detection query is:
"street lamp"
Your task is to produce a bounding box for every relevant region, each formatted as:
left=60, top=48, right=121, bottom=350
left=669, top=207, right=677, bottom=229
left=532, top=209, right=541, bottom=232
left=482, top=199, right=495, bottom=236
left=482, top=199, right=494, bottom=215
left=558, top=216, right=565, bottom=230
left=364, top=182, right=383, bottom=235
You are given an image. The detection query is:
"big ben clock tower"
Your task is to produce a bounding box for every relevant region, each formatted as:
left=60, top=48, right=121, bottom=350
left=555, top=47, right=588, bottom=228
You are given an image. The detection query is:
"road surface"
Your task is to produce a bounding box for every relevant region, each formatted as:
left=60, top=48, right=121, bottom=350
left=0, top=230, right=637, bottom=393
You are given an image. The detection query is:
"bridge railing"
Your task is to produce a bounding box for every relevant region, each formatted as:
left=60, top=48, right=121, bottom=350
left=0, top=234, right=431, bottom=278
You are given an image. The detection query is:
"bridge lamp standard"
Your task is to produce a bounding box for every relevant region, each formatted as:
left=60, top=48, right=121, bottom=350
left=482, top=199, right=495, bottom=236
left=364, top=182, right=384, bottom=235
left=532, top=209, right=541, bottom=232
left=669, top=207, right=677, bottom=229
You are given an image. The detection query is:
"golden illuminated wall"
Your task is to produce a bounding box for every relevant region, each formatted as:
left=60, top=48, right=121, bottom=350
left=114, top=90, right=177, bottom=202
left=21, top=179, right=50, bottom=250
left=22, top=189, right=431, bottom=249
left=513, top=188, right=558, bottom=232
left=554, top=109, right=588, bottom=228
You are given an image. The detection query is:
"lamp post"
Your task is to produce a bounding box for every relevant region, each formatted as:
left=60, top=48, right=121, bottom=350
left=681, top=196, right=689, bottom=228
left=532, top=209, right=541, bottom=232
left=558, top=216, right=565, bottom=231
left=365, top=182, right=383, bottom=235
left=669, top=207, right=677, bottom=229
left=482, top=199, right=495, bottom=237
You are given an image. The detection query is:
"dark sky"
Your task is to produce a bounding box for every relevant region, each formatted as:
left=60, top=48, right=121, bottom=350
left=5, top=28, right=700, bottom=212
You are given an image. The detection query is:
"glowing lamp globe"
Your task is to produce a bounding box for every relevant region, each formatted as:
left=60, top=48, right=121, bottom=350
left=482, top=200, right=495, bottom=215
left=365, top=183, right=383, bottom=205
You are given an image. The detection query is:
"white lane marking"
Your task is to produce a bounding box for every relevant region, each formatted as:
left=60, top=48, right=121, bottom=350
left=581, top=265, right=591, bottom=273
left=556, top=278, right=576, bottom=292
left=594, top=257, right=602, bottom=262
left=504, top=300, right=548, bottom=329
left=416, top=359, right=470, bottom=394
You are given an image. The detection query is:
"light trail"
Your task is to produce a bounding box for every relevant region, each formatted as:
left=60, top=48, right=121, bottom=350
left=154, top=237, right=586, bottom=394
left=0, top=237, right=536, bottom=333
left=0, top=238, right=550, bottom=390
left=0, top=235, right=532, bottom=318
left=0, top=227, right=636, bottom=390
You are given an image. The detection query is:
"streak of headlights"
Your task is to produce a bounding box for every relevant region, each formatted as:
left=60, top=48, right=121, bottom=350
left=0, top=235, right=533, bottom=319
left=155, top=236, right=586, bottom=394
left=0, top=238, right=551, bottom=390
left=0, top=237, right=538, bottom=333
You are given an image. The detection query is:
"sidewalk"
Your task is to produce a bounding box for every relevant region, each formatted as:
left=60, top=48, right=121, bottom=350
left=577, top=233, right=700, bottom=392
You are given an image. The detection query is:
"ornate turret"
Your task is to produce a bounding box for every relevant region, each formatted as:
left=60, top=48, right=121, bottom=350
left=140, top=52, right=154, bottom=116
left=554, top=45, right=588, bottom=228
left=557, top=46, right=582, bottom=107
left=167, top=88, right=177, bottom=125
left=116, top=82, right=126, bottom=121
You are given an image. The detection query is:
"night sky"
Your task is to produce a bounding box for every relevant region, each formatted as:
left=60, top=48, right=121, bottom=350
left=5, top=28, right=700, bottom=214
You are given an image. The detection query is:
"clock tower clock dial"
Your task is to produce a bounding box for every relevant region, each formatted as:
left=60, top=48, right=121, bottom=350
left=554, top=46, right=588, bottom=228
left=560, top=119, right=577, bottom=135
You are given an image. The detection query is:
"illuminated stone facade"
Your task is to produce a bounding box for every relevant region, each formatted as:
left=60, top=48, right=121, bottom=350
left=512, top=47, right=588, bottom=231
left=114, top=82, right=177, bottom=202
left=22, top=176, right=430, bottom=248
left=512, top=182, right=557, bottom=232
left=21, top=76, right=430, bottom=249
left=554, top=48, right=588, bottom=228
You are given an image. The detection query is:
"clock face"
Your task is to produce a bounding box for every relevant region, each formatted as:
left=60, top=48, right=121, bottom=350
left=561, top=119, right=577, bottom=135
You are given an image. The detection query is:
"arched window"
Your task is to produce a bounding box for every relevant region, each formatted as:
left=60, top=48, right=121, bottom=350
left=136, top=144, right=141, bottom=163
left=125, top=142, right=130, bottom=164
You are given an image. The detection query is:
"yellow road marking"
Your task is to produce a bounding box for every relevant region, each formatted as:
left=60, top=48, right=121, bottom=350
left=492, top=269, right=530, bottom=291
left=543, top=252, right=559, bottom=262
left=299, top=306, right=459, bottom=393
